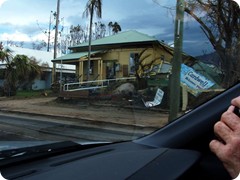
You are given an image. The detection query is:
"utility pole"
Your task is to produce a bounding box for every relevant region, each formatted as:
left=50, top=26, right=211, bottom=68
left=52, top=0, right=60, bottom=84
left=168, top=0, right=185, bottom=121
left=53, top=0, right=60, bottom=59
left=47, top=11, right=53, bottom=52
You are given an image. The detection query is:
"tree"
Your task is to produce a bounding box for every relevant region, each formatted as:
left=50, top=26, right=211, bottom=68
left=108, top=21, right=113, bottom=35
left=0, top=50, right=42, bottom=95
left=0, top=42, right=3, bottom=51
left=83, top=0, right=102, bottom=81
left=108, top=21, right=122, bottom=35
left=93, top=21, right=106, bottom=39
left=69, top=25, right=86, bottom=46
left=68, top=21, right=119, bottom=45
left=32, top=40, right=47, bottom=50
left=153, top=0, right=239, bottom=87
left=0, top=44, right=12, bottom=64
left=111, top=22, right=122, bottom=35
left=184, top=0, right=240, bottom=87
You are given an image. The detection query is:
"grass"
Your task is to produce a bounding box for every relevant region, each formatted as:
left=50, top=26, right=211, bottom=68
left=15, top=89, right=53, bottom=98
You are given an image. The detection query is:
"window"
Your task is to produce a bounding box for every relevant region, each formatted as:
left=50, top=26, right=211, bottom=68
left=129, top=53, right=139, bottom=75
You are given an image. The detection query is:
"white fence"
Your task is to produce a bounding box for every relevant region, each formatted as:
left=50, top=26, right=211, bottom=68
left=63, top=77, right=136, bottom=92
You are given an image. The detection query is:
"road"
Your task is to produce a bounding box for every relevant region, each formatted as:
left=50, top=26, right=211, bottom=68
left=0, top=112, right=157, bottom=143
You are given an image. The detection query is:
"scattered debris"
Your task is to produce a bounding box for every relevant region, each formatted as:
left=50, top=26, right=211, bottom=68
left=112, top=83, right=135, bottom=96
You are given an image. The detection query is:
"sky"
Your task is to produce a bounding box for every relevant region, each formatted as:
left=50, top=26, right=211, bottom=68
left=1, top=0, right=237, bottom=56
left=0, top=0, right=176, bottom=39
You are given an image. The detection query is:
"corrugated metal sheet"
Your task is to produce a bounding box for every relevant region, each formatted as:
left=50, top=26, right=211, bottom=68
left=52, top=30, right=159, bottom=62
left=53, top=52, right=88, bottom=61
left=53, top=51, right=103, bottom=62
left=70, top=30, right=157, bottom=48
left=6, top=46, right=54, bottom=66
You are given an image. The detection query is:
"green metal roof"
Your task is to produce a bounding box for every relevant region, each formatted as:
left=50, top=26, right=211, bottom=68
left=53, top=30, right=195, bottom=64
left=54, top=52, right=88, bottom=61
left=70, top=30, right=158, bottom=48
left=52, top=51, right=102, bottom=62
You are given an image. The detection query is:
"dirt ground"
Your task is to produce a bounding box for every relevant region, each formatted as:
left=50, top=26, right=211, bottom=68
left=0, top=97, right=169, bottom=129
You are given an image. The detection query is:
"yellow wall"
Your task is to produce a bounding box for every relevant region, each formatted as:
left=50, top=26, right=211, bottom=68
left=77, top=46, right=175, bottom=81
left=100, top=47, right=173, bottom=78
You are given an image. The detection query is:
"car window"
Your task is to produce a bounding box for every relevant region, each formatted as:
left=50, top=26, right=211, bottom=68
left=0, top=0, right=239, bottom=148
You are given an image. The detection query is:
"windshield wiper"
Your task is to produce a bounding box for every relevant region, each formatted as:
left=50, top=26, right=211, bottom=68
left=0, top=141, right=108, bottom=168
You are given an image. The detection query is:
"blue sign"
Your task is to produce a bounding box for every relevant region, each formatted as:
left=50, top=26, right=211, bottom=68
left=181, top=64, right=215, bottom=90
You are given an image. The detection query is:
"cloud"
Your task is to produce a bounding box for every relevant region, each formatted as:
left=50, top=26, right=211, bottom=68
left=0, top=0, right=7, bottom=7
left=154, top=20, right=214, bottom=56
left=109, top=1, right=175, bottom=35
left=0, top=31, right=32, bottom=42
left=64, top=0, right=173, bottom=35
left=0, top=0, right=216, bottom=56
left=0, top=21, right=43, bottom=37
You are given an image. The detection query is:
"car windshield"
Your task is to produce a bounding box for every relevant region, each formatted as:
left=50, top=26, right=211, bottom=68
left=0, top=0, right=239, bottom=150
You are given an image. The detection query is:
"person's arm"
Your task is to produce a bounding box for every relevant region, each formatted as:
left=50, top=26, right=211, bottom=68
left=209, top=96, right=240, bottom=179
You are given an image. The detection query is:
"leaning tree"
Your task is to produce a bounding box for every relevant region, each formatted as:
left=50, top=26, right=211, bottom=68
left=153, top=0, right=239, bottom=87
left=184, top=0, right=240, bottom=87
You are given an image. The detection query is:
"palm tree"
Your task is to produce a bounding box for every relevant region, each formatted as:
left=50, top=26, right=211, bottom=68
left=112, top=22, right=121, bottom=35
left=107, top=21, right=121, bottom=35
left=0, top=46, right=12, bottom=64
left=4, top=54, right=41, bottom=96
left=83, top=0, right=102, bottom=81
left=4, top=58, right=18, bottom=96
left=108, top=21, right=113, bottom=35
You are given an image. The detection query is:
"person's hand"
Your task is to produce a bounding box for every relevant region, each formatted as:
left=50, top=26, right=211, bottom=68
left=209, top=96, right=240, bottom=179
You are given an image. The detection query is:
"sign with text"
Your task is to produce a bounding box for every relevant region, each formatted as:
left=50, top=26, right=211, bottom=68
left=181, top=64, right=215, bottom=95
left=143, top=88, right=164, bottom=108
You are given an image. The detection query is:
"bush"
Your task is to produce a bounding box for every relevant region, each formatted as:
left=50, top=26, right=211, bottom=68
left=0, top=86, right=4, bottom=96
left=51, top=81, right=60, bottom=93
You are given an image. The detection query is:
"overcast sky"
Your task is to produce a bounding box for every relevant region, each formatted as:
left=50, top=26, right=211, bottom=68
left=0, top=0, right=175, bottom=39
left=0, top=0, right=223, bottom=56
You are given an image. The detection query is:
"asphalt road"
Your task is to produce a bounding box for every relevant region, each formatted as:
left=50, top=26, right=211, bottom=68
left=0, top=112, right=153, bottom=143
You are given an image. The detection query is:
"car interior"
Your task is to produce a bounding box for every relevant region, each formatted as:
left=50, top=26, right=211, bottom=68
left=0, top=82, right=239, bottom=180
